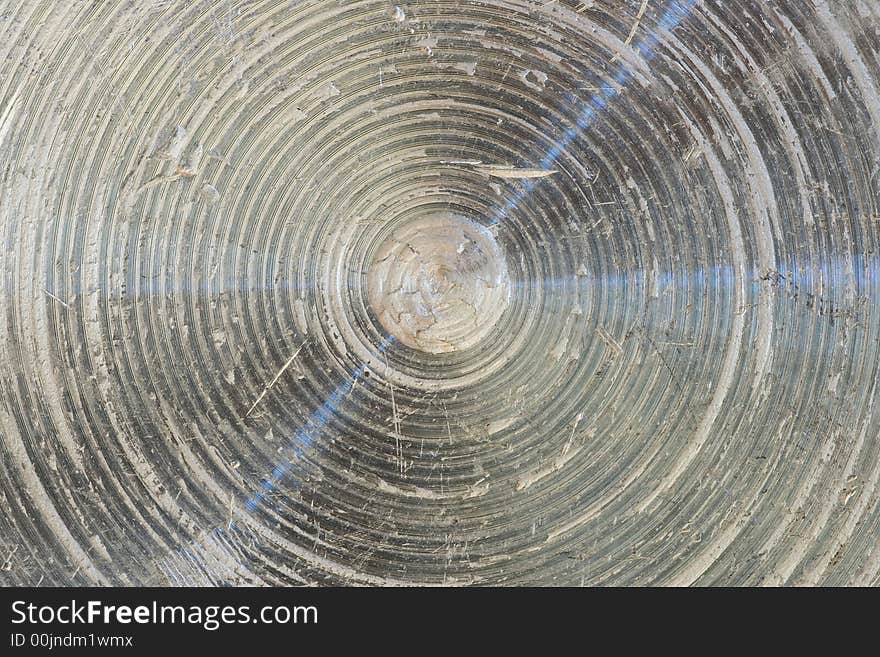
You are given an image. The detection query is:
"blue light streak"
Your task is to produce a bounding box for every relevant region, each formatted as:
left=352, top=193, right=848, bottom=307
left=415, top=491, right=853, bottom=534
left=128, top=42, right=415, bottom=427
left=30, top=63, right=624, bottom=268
left=157, top=0, right=703, bottom=583
left=487, top=0, right=697, bottom=227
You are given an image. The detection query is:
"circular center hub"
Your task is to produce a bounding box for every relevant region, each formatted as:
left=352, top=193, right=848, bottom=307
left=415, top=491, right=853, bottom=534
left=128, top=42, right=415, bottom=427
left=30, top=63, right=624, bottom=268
left=367, top=214, right=511, bottom=354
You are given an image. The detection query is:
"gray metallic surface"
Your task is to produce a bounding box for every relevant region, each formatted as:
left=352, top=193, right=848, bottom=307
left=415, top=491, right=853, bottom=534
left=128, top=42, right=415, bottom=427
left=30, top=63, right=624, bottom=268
left=0, top=0, right=878, bottom=585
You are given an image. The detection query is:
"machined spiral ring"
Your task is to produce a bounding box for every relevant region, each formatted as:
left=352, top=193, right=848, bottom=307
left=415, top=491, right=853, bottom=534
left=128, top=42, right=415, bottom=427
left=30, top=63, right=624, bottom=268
left=1, top=0, right=879, bottom=586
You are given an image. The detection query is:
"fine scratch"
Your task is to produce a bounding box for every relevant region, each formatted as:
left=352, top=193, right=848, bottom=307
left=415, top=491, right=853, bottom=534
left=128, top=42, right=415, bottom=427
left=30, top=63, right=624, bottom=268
left=473, top=164, right=558, bottom=179
left=595, top=326, right=623, bottom=356
left=226, top=492, right=235, bottom=530
left=612, top=0, right=649, bottom=62
left=44, top=288, right=71, bottom=309
left=384, top=354, right=403, bottom=475
left=245, top=339, right=309, bottom=417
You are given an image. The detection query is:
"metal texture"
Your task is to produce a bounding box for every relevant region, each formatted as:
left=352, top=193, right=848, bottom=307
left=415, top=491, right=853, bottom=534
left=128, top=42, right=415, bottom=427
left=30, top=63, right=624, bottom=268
left=1, top=0, right=879, bottom=586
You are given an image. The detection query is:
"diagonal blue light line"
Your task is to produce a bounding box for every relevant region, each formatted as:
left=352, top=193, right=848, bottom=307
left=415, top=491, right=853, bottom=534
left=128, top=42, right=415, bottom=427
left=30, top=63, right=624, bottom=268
left=488, top=0, right=697, bottom=227
left=232, top=0, right=699, bottom=527
left=157, top=0, right=700, bottom=584
left=241, top=335, right=393, bottom=515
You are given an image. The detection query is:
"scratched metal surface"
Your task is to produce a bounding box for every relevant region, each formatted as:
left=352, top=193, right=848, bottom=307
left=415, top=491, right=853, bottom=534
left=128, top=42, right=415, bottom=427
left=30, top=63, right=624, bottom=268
left=1, top=0, right=879, bottom=586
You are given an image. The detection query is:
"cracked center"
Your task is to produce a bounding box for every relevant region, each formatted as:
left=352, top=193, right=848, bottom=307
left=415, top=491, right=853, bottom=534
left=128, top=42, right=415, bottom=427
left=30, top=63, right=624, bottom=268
left=367, top=214, right=511, bottom=354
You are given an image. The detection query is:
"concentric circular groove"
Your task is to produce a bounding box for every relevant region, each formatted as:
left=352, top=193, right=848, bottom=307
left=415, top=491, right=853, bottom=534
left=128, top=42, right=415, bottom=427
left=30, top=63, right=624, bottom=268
left=0, top=0, right=879, bottom=586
